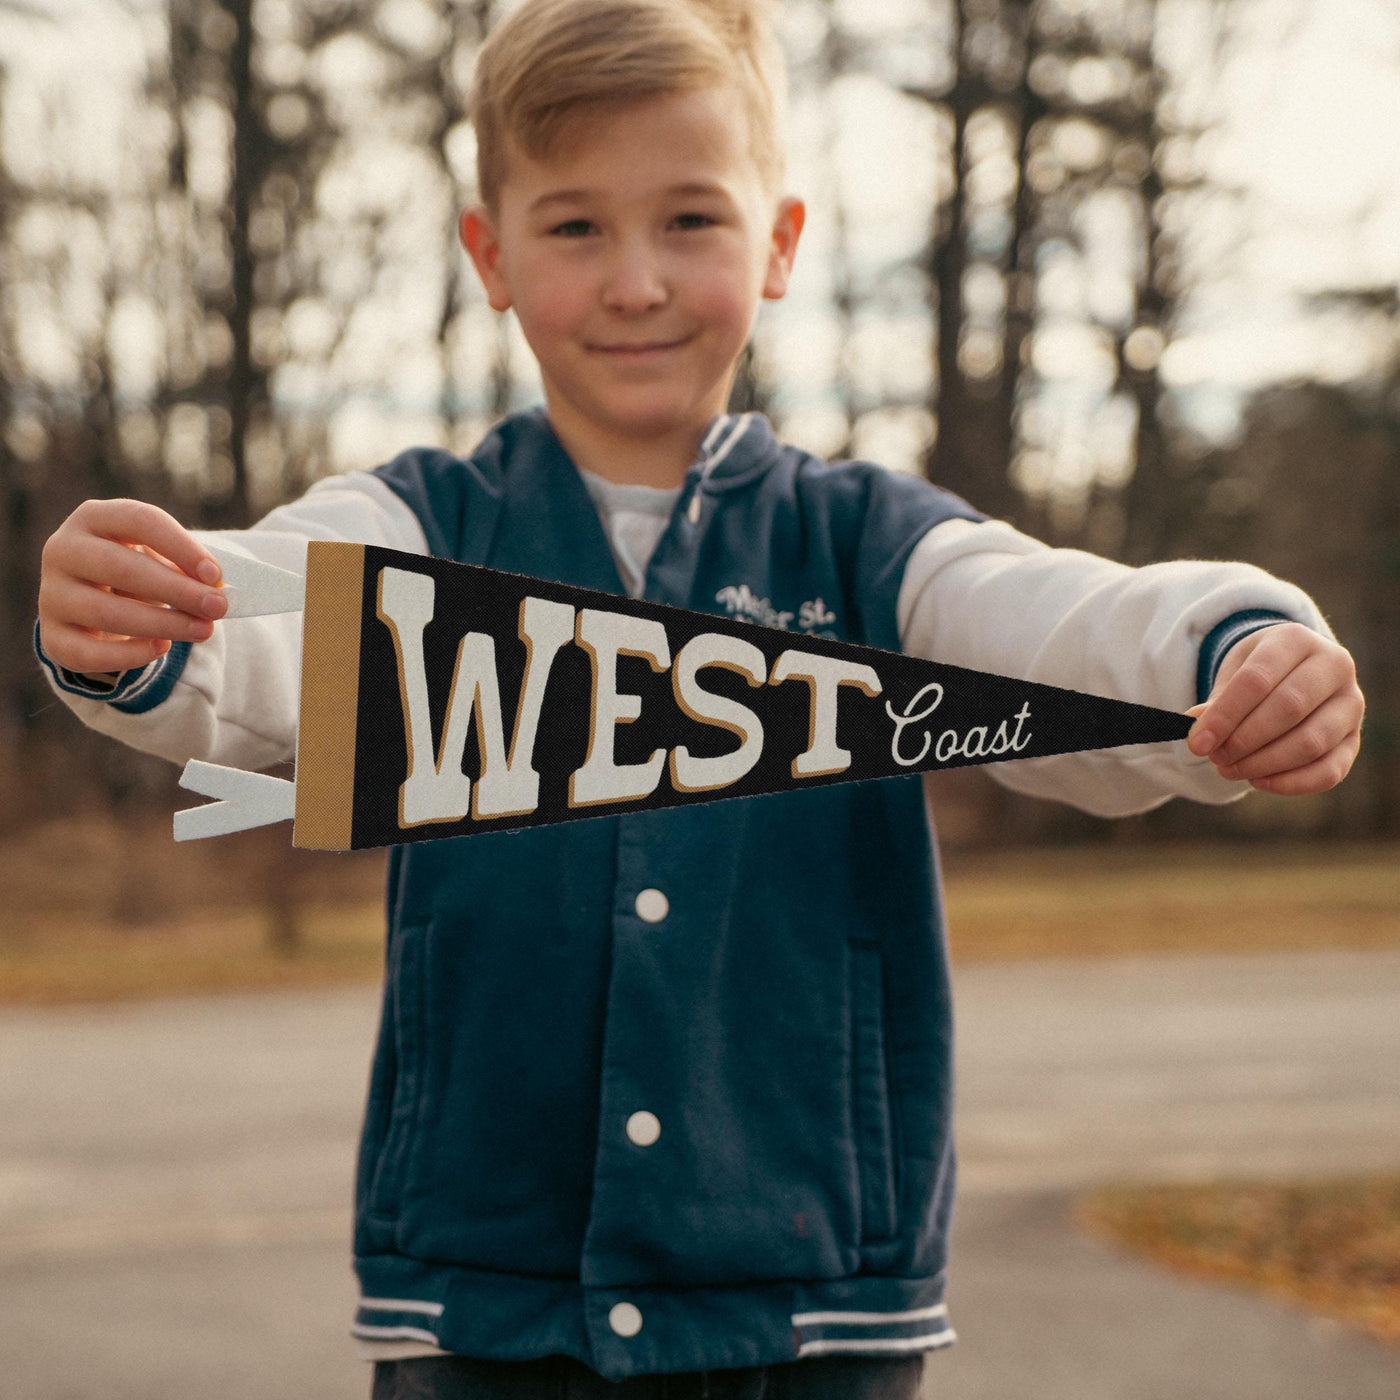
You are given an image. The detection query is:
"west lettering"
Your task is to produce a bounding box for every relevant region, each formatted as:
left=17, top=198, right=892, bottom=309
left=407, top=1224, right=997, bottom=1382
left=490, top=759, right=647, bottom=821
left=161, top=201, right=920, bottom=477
left=570, top=608, right=672, bottom=807
left=377, top=569, right=573, bottom=826
left=669, top=633, right=767, bottom=792
left=769, top=650, right=882, bottom=778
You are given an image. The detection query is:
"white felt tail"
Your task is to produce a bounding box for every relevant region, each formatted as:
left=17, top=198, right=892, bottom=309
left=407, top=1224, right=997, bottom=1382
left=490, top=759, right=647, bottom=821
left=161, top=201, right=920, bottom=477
left=207, top=544, right=306, bottom=617
left=175, top=760, right=297, bottom=840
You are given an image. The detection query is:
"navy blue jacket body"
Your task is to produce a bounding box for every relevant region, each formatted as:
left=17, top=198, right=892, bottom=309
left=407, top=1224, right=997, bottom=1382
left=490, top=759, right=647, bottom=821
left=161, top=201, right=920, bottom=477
left=352, top=409, right=984, bottom=1380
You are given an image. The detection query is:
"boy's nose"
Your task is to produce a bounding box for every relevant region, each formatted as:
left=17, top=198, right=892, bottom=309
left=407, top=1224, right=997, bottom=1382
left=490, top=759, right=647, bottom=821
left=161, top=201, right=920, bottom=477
left=600, top=241, right=668, bottom=313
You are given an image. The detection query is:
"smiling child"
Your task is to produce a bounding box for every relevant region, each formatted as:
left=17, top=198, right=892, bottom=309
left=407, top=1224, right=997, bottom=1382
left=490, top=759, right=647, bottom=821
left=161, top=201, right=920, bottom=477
left=36, top=2, right=1363, bottom=1397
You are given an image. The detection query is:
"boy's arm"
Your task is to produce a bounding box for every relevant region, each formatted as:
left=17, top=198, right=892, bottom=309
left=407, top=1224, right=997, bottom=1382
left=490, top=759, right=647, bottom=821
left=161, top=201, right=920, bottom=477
left=37, top=472, right=427, bottom=770
left=896, top=517, right=1358, bottom=816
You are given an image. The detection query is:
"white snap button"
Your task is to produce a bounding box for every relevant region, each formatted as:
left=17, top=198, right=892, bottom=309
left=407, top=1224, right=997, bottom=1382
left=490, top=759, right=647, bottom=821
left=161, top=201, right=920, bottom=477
left=626, top=1110, right=661, bottom=1146
left=609, top=1301, right=643, bottom=1337
left=635, top=888, right=669, bottom=923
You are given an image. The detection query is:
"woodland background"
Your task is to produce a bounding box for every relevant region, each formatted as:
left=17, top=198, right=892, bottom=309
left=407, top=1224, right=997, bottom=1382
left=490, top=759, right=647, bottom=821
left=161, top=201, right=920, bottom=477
left=2, top=0, right=1397, bottom=867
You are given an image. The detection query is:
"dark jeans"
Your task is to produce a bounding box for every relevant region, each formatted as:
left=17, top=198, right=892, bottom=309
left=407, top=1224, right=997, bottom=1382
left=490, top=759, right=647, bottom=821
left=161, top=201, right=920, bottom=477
left=371, top=1354, right=926, bottom=1400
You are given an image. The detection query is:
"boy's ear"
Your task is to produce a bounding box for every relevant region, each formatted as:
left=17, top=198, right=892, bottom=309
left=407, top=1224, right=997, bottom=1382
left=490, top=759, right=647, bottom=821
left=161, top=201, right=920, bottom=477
left=761, top=196, right=806, bottom=302
left=460, top=205, right=513, bottom=313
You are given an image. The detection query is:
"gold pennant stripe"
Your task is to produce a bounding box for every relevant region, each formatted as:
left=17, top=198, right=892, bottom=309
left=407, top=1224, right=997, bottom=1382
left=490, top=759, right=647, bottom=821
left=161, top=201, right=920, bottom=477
left=293, top=541, right=365, bottom=850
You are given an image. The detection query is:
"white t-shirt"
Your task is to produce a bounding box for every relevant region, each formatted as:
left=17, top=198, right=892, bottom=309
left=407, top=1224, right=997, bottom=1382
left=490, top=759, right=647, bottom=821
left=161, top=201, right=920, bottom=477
left=577, top=469, right=682, bottom=598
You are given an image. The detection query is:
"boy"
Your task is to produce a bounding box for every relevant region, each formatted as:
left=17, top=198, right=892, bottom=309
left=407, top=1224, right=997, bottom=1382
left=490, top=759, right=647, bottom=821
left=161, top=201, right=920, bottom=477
left=37, top=1, right=1363, bottom=1396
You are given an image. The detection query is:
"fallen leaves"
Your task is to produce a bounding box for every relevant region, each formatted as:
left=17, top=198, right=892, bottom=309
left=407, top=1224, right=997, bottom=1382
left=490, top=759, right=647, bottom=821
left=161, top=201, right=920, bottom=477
left=1078, top=1176, right=1400, bottom=1346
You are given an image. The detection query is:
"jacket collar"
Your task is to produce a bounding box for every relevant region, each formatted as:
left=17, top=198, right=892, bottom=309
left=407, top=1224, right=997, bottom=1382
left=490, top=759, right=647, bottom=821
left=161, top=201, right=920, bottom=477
left=690, top=411, right=783, bottom=491
left=517, top=407, right=783, bottom=496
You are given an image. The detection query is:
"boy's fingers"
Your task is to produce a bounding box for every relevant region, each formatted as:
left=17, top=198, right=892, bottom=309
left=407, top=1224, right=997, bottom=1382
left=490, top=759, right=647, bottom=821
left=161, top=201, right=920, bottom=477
left=94, top=535, right=227, bottom=615
left=1213, top=691, right=1364, bottom=783
left=55, top=535, right=226, bottom=619
left=1188, top=624, right=1321, bottom=756
left=1208, top=650, right=1359, bottom=766
left=73, top=498, right=222, bottom=585
left=46, top=577, right=216, bottom=644
left=1189, top=657, right=1292, bottom=756
left=40, top=620, right=173, bottom=676
left=1246, top=729, right=1362, bottom=797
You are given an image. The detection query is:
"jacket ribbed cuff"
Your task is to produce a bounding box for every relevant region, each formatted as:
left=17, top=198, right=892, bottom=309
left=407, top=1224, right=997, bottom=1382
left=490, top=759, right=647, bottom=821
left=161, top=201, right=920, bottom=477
left=1195, top=609, right=1292, bottom=704
left=33, top=620, right=192, bottom=715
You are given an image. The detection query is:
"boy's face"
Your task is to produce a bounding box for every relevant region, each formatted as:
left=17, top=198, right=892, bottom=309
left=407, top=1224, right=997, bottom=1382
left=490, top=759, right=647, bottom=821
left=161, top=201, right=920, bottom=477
left=461, top=86, right=804, bottom=464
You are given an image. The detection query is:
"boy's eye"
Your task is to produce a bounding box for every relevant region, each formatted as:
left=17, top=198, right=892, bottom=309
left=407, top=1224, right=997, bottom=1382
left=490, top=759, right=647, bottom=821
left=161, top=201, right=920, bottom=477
left=672, top=212, right=717, bottom=231
left=549, top=218, right=595, bottom=238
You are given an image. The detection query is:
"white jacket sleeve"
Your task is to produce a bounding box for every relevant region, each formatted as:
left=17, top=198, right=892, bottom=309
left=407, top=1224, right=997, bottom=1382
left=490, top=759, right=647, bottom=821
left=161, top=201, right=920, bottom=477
left=40, top=472, right=429, bottom=771
left=896, top=517, right=1334, bottom=817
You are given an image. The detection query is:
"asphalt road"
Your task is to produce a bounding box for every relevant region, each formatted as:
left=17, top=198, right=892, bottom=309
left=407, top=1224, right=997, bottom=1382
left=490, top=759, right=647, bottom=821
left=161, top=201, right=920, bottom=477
left=1, top=950, right=1398, bottom=1399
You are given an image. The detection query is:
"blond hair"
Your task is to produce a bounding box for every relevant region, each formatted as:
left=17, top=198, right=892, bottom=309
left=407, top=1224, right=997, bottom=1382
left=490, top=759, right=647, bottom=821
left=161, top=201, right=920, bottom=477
left=468, top=0, right=787, bottom=210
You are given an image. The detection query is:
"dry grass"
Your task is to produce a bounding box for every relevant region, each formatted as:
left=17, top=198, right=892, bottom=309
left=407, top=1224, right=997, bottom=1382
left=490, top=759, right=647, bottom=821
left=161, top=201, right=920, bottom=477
left=1, top=814, right=1397, bottom=1003
left=0, top=903, right=388, bottom=1005
left=0, top=810, right=387, bottom=925
left=941, top=840, right=1400, bottom=962
left=1078, top=1177, right=1400, bottom=1347
left=0, top=811, right=387, bottom=1004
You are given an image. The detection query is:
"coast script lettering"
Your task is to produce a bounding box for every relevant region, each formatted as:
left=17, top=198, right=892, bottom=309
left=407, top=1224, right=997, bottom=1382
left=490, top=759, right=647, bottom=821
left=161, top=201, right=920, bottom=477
left=885, top=683, right=1032, bottom=766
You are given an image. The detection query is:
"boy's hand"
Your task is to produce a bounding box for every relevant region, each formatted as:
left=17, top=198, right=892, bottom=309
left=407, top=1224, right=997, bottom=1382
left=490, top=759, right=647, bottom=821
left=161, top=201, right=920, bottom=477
left=1187, top=623, right=1364, bottom=795
left=38, top=499, right=228, bottom=678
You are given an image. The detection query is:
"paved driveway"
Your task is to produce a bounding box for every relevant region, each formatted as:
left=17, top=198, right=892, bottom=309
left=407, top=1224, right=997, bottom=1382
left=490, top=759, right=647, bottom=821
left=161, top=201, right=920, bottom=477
left=1, top=950, right=1397, bottom=1399
left=941, top=949, right=1400, bottom=1399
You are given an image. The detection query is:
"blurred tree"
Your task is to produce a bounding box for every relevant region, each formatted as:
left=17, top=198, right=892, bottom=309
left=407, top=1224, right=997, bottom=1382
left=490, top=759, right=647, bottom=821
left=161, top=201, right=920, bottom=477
left=372, top=0, right=512, bottom=442
left=814, top=3, right=857, bottom=455
left=0, top=61, right=29, bottom=829
left=165, top=0, right=257, bottom=528
left=161, top=0, right=350, bottom=521
left=894, top=0, right=1194, bottom=539
left=0, top=6, right=143, bottom=838
left=910, top=0, right=1031, bottom=526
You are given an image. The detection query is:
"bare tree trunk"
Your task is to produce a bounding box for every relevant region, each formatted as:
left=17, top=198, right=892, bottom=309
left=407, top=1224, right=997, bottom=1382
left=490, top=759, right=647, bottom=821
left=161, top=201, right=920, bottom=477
left=0, top=67, right=23, bottom=829
left=1118, top=19, right=1171, bottom=566
left=819, top=3, right=856, bottom=457
left=924, top=1, right=1028, bottom=524
left=217, top=0, right=254, bottom=528
left=928, top=0, right=969, bottom=497
left=1000, top=21, right=1043, bottom=514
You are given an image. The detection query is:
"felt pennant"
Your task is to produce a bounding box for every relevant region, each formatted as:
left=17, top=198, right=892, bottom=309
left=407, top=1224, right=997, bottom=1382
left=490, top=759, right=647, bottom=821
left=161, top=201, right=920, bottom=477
left=176, top=541, right=1193, bottom=850
left=207, top=542, right=306, bottom=617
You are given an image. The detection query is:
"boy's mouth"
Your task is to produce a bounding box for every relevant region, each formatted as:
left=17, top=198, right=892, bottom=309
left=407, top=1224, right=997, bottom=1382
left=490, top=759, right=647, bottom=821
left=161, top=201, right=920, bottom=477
left=588, top=335, right=694, bottom=357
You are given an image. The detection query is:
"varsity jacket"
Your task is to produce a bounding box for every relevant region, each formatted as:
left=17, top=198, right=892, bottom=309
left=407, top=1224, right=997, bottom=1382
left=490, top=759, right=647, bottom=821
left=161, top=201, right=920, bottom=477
left=38, top=409, right=1331, bottom=1381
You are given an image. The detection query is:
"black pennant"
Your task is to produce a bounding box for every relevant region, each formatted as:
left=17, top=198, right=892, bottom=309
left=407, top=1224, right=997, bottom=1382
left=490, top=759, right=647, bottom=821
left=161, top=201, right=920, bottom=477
left=290, top=542, right=1192, bottom=851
